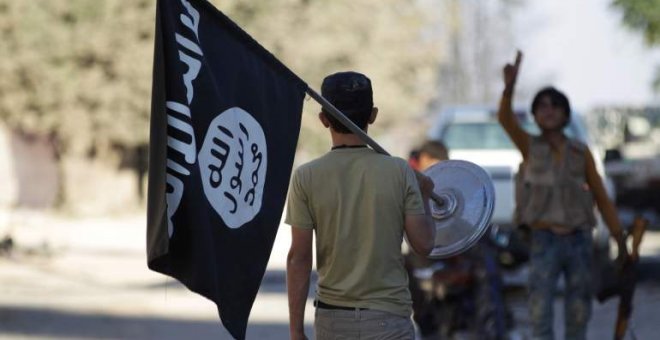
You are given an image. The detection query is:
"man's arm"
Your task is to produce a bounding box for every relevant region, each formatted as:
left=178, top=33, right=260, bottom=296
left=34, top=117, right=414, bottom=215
left=498, top=51, right=530, bottom=158
left=405, top=173, right=436, bottom=256
left=584, top=148, right=628, bottom=257
left=287, top=227, right=313, bottom=340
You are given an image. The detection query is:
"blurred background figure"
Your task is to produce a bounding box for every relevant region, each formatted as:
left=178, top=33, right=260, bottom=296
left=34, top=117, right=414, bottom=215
left=406, top=139, right=512, bottom=340
left=498, top=51, right=628, bottom=340
left=405, top=140, right=448, bottom=339
left=408, top=149, right=422, bottom=171
left=417, top=140, right=449, bottom=171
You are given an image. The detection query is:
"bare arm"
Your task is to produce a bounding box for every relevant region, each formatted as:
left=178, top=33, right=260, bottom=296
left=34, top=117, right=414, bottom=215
left=584, top=148, right=627, bottom=256
left=498, top=51, right=531, bottom=158
left=404, top=173, right=436, bottom=256
left=286, top=227, right=313, bottom=340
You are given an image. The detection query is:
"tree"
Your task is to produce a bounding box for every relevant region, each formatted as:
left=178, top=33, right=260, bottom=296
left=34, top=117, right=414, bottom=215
left=0, top=0, right=156, bottom=206
left=432, top=0, right=519, bottom=106
left=0, top=0, right=441, bottom=158
left=0, top=0, right=154, bottom=157
left=612, top=0, right=660, bottom=91
left=613, top=0, right=660, bottom=45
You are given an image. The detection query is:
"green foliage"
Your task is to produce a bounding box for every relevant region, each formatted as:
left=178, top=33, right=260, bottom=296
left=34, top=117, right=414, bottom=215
left=0, top=0, right=440, bottom=158
left=612, top=0, right=660, bottom=46
left=0, top=0, right=154, bottom=156
left=613, top=0, right=660, bottom=94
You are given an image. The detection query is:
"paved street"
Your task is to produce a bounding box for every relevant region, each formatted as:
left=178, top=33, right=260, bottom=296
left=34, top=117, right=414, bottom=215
left=0, top=211, right=659, bottom=339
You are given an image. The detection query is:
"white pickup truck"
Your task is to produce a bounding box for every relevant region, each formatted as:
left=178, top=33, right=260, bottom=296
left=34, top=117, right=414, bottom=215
left=601, top=111, right=660, bottom=226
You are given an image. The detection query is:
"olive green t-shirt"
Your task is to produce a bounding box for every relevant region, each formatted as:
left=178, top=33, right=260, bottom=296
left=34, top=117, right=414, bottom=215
left=285, top=147, right=425, bottom=316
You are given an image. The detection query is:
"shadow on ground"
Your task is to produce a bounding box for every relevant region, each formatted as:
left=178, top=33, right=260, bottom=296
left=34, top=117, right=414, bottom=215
left=637, top=256, right=660, bottom=282
left=0, top=305, right=294, bottom=339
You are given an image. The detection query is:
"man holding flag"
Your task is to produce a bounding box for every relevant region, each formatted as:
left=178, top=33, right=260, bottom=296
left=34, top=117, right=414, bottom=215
left=147, top=1, right=437, bottom=339
left=285, top=71, right=436, bottom=339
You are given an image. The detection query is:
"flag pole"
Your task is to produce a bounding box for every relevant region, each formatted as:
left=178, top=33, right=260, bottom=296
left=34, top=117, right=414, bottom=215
left=305, top=87, right=390, bottom=156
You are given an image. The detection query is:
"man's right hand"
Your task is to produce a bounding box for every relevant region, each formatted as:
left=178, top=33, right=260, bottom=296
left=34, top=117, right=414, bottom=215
left=415, top=172, right=435, bottom=198
left=503, top=50, right=522, bottom=92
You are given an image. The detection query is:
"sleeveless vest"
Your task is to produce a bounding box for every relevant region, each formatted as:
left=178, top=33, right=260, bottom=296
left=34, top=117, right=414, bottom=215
left=514, top=136, right=596, bottom=230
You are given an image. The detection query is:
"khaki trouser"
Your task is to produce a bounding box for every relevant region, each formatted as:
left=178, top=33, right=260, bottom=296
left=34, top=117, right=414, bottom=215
left=314, top=307, right=414, bottom=340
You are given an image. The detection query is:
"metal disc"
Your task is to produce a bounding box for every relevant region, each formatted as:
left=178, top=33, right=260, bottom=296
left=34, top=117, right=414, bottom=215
left=424, top=160, right=495, bottom=259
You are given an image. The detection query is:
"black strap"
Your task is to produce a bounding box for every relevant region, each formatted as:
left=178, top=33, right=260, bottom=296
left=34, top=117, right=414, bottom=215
left=331, top=144, right=368, bottom=150
left=314, top=300, right=369, bottom=311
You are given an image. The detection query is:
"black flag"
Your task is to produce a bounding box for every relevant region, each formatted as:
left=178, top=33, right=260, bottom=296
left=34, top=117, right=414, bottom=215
left=146, top=0, right=307, bottom=338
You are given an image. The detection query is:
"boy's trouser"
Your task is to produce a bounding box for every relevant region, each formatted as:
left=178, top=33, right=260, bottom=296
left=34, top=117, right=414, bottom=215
left=314, top=306, right=414, bottom=340
left=528, top=229, right=593, bottom=340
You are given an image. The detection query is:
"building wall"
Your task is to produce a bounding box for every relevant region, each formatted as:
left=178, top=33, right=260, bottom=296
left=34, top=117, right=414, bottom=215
left=0, top=123, right=141, bottom=215
left=0, top=123, right=18, bottom=209
left=8, top=130, right=59, bottom=209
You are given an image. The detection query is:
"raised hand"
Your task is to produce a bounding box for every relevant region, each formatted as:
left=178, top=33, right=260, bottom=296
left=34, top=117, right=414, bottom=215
left=503, top=50, right=522, bottom=91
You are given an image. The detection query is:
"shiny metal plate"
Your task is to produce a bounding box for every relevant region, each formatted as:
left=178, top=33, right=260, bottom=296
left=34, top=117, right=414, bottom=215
left=424, top=160, right=495, bottom=259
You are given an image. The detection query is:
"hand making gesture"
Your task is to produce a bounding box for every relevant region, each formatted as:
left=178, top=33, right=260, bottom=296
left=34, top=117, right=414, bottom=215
left=503, top=50, right=523, bottom=93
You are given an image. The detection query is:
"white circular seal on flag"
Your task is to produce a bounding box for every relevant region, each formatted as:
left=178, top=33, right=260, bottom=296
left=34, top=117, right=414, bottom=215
left=198, top=107, right=268, bottom=229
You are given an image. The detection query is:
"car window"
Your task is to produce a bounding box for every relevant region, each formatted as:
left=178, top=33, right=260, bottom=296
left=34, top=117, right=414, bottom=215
left=442, top=120, right=580, bottom=150
left=442, top=121, right=533, bottom=150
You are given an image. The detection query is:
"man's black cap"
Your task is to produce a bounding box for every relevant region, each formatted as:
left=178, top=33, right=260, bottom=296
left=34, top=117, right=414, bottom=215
left=321, top=71, right=373, bottom=114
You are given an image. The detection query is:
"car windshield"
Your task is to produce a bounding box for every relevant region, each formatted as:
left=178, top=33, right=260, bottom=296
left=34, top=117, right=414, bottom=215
left=443, top=121, right=578, bottom=150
